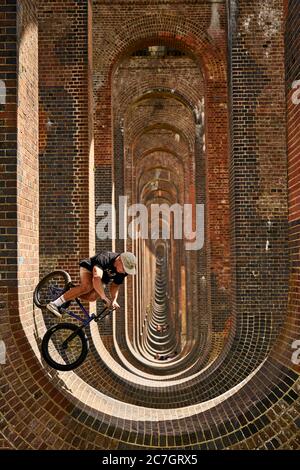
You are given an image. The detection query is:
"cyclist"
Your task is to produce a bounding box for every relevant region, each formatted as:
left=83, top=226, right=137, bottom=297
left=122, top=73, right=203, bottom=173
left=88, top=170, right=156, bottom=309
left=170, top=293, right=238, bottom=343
left=46, top=251, right=137, bottom=317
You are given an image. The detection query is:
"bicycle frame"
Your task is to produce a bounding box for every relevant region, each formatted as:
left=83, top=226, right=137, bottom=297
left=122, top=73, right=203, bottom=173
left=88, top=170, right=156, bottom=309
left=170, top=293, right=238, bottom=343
left=49, top=284, right=115, bottom=348
left=50, top=285, right=113, bottom=326
left=61, top=298, right=114, bottom=325
left=60, top=299, right=115, bottom=348
left=61, top=298, right=94, bottom=326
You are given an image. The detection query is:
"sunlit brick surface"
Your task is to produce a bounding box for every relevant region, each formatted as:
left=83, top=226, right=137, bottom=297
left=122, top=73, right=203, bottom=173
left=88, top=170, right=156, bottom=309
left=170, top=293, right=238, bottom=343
left=0, top=0, right=299, bottom=450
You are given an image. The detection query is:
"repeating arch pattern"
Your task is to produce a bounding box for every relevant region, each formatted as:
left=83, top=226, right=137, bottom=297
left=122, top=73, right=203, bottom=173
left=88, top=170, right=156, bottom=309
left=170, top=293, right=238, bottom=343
left=0, top=0, right=299, bottom=451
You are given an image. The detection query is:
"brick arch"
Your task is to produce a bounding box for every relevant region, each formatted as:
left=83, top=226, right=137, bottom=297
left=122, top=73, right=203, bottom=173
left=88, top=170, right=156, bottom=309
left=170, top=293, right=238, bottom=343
left=113, top=61, right=204, bottom=122
left=132, top=123, right=193, bottom=154
left=122, top=91, right=197, bottom=163
left=111, top=58, right=201, bottom=362
left=94, top=10, right=230, bottom=365
left=95, top=11, right=230, bottom=370
left=132, top=89, right=197, bottom=119
left=114, top=84, right=204, bottom=120
left=2, top=0, right=300, bottom=452
left=94, top=11, right=227, bottom=163
left=94, top=12, right=226, bottom=92
left=137, top=161, right=184, bottom=201
left=135, top=149, right=189, bottom=203
left=134, top=135, right=190, bottom=161
left=104, top=15, right=229, bottom=371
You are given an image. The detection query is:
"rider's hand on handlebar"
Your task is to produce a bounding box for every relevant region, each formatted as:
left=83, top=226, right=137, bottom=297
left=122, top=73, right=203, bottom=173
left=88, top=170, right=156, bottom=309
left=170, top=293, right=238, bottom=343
left=101, top=296, right=112, bottom=308
left=111, top=300, right=120, bottom=310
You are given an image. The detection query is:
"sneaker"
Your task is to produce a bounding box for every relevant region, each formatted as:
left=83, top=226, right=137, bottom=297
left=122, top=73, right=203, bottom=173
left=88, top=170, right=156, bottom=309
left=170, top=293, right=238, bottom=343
left=46, top=302, right=62, bottom=318
left=61, top=300, right=71, bottom=309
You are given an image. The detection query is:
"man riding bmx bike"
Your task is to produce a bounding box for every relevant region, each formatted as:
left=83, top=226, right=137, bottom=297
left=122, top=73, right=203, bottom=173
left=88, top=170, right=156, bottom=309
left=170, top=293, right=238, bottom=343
left=46, top=251, right=137, bottom=317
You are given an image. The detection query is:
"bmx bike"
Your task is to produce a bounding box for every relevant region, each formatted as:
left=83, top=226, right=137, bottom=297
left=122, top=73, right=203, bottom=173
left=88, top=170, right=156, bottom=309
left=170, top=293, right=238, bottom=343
left=33, top=270, right=115, bottom=371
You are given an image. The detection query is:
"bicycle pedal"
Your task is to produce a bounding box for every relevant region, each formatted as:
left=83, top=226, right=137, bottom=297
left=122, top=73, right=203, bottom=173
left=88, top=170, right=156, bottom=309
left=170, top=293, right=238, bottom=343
left=58, top=306, right=68, bottom=315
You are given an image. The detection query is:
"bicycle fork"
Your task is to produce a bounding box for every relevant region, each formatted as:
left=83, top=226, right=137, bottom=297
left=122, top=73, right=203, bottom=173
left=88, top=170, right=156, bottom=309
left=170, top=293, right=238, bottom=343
left=62, top=323, right=87, bottom=350
left=61, top=305, right=113, bottom=349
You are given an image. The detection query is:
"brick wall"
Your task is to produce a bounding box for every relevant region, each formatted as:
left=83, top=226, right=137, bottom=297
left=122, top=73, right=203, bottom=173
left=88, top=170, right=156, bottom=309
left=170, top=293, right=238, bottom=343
left=228, top=0, right=289, bottom=366
left=38, top=0, right=91, bottom=281
left=17, top=0, right=39, bottom=327
left=0, top=0, right=18, bottom=344
left=0, top=0, right=40, bottom=449
left=284, top=0, right=300, bottom=376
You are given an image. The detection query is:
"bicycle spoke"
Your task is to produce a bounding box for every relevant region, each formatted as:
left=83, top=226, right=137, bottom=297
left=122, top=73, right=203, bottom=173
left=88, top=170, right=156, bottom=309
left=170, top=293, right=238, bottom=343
left=34, top=271, right=71, bottom=308
left=47, top=329, right=83, bottom=366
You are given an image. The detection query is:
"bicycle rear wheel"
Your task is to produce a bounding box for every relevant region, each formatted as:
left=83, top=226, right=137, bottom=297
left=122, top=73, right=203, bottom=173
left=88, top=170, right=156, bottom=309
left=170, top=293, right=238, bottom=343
left=41, top=322, right=88, bottom=371
left=34, top=270, right=72, bottom=308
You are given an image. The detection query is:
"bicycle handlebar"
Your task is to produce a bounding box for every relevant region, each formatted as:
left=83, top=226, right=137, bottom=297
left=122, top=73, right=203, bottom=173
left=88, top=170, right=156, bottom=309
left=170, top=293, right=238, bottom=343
left=94, top=305, right=116, bottom=322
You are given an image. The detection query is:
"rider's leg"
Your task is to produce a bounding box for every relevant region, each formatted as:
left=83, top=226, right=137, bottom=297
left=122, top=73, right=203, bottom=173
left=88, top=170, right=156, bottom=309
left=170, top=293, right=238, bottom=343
left=62, top=268, right=93, bottom=302
left=47, top=268, right=93, bottom=317
left=80, top=289, right=100, bottom=302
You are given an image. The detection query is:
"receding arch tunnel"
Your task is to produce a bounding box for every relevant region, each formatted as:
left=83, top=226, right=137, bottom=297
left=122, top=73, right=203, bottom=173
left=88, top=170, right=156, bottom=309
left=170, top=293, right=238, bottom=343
left=1, top=0, right=300, bottom=452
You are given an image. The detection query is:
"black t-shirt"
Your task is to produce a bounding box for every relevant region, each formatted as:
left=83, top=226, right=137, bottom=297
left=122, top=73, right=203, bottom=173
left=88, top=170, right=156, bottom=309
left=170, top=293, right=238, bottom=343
left=90, top=251, right=127, bottom=285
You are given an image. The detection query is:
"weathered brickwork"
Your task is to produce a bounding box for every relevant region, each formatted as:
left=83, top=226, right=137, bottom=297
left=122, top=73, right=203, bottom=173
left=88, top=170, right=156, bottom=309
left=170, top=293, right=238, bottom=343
left=38, top=0, right=91, bottom=280
left=282, top=0, right=300, bottom=395
left=0, top=0, right=19, bottom=448
left=1, top=0, right=41, bottom=449
left=93, top=0, right=231, bottom=373
left=0, top=0, right=18, bottom=338
left=0, top=0, right=299, bottom=452
left=228, top=0, right=289, bottom=363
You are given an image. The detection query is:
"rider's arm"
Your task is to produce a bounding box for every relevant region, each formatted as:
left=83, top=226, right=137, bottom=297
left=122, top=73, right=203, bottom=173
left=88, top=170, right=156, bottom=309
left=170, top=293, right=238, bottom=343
left=109, top=282, right=120, bottom=302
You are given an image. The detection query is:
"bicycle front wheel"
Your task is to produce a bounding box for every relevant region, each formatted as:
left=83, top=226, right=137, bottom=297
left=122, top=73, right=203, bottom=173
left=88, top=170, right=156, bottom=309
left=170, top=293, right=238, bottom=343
left=41, top=323, right=88, bottom=371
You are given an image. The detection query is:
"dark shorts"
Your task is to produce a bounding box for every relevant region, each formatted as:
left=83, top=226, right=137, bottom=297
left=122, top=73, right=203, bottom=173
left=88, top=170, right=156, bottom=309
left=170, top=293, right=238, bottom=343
left=79, top=259, right=93, bottom=272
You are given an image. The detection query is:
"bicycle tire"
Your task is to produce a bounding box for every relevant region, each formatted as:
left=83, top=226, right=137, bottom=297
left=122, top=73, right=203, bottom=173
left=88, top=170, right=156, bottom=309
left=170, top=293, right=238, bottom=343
left=41, top=322, right=88, bottom=371
left=33, top=270, right=72, bottom=308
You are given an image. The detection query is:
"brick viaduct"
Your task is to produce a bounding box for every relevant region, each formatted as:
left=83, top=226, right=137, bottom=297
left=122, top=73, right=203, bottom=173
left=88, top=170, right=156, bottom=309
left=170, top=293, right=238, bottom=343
left=0, top=0, right=299, bottom=450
